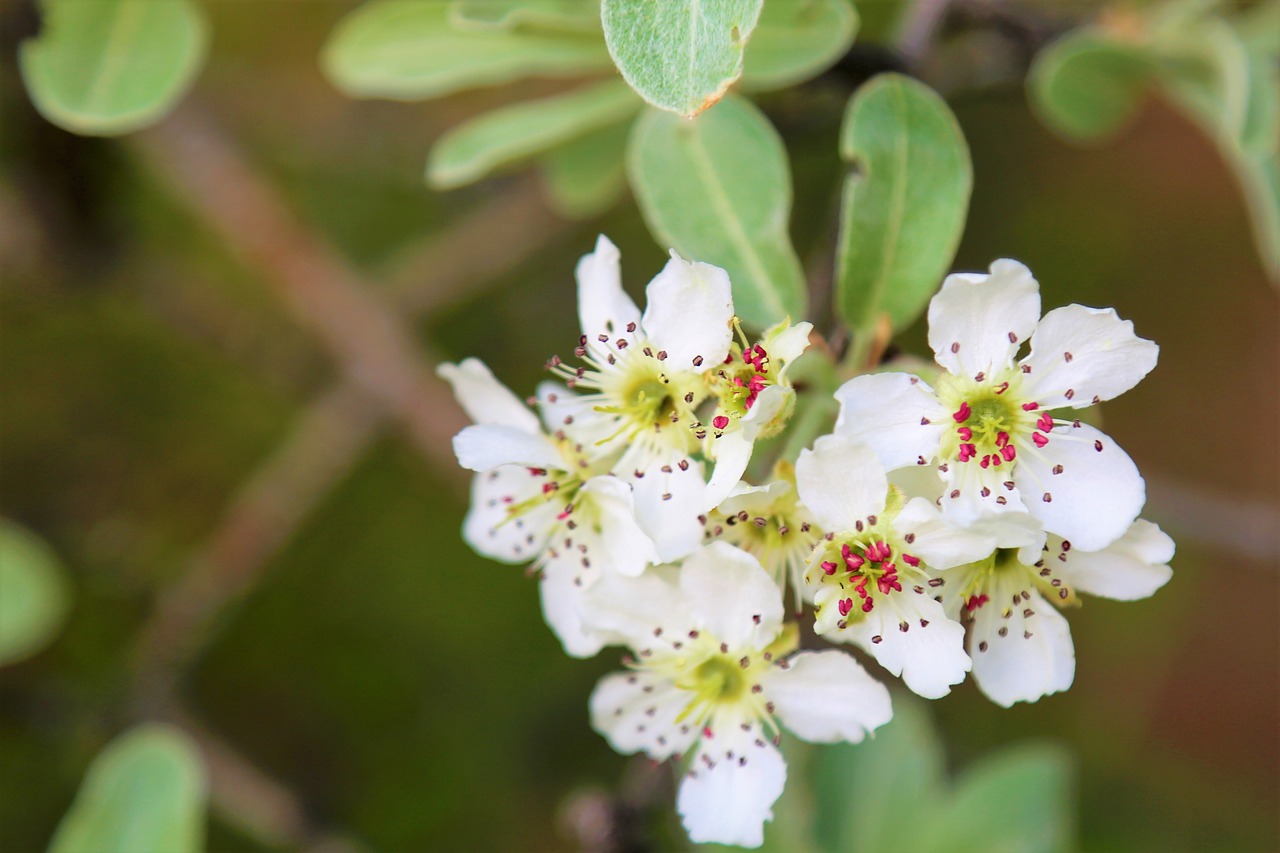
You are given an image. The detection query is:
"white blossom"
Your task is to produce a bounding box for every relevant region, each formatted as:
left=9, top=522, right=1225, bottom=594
left=585, top=543, right=891, bottom=848
left=834, top=259, right=1158, bottom=552
left=439, top=358, right=659, bottom=658
left=795, top=435, right=995, bottom=699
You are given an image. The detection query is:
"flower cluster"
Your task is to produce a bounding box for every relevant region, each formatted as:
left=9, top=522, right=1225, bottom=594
left=442, top=238, right=1172, bottom=847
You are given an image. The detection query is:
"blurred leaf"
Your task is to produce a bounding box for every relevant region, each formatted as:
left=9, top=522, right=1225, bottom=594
left=427, top=80, right=639, bottom=189
left=1152, top=16, right=1252, bottom=142
left=835, top=73, right=972, bottom=335
left=741, top=0, right=859, bottom=91
left=323, top=0, right=612, bottom=101
left=1236, top=151, right=1280, bottom=282
left=540, top=120, right=632, bottom=218
left=0, top=520, right=69, bottom=666
left=18, top=0, right=208, bottom=136
left=449, top=0, right=600, bottom=33
left=1028, top=32, right=1155, bottom=142
left=1238, top=51, right=1279, bottom=157
left=915, top=745, right=1075, bottom=853
left=811, top=697, right=946, bottom=853
left=1233, top=0, right=1280, bottom=53
left=49, top=725, right=208, bottom=853
left=628, top=95, right=807, bottom=327
left=602, top=0, right=763, bottom=117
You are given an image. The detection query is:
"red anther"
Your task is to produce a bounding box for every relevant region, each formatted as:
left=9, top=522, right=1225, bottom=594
left=542, top=482, right=558, bottom=494
left=703, top=726, right=714, bottom=739
left=991, top=453, right=1002, bottom=467
left=844, top=552, right=865, bottom=571
left=877, top=567, right=902, bottom=595
left=994, top=382, right=1010, bottom=395
left=996, top=431, right=1010, bottom=449
left=958, top=443, right=976, bottom=462
left=712, top=415, right=730, bottom=430
left=861, top=599, right=875, bottom=613
left=980, top=455, right=991, bottom=468
left=527, top=467, right=547, bottom=476
left=1001, top=444, right=1017, bottom=462
left=853, top=575, right=869, bottom=597
left=957, top=427, right=973, bottom=441
left=901, top=553, right=921, bottom=567
left=1022, top=402, right=1039, bottom=411
left=965, top=593, right=990, bottom=612
left=821, top=561, right=839, bottom=575
left=749, top=374, right=767, bottom=393
left=1032, top=432, right=1049, bottom=448
left=840, top=543, right=854, bottom=560
left=838, top=598, right=853, bottom=617
left=724, top=353, right=735, bottom=364
left=1037, top=412, right=1054, bottom=432
left=952, top=402, right=972, bottom=423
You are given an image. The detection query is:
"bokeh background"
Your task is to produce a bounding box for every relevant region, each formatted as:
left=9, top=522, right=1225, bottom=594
left=2, top=1, right=1277, bottom=851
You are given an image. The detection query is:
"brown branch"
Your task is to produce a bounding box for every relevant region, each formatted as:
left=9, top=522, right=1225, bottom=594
left=132, top=104, right=467, bottom=469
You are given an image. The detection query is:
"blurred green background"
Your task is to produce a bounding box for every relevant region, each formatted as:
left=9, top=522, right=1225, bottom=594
left=1, top=1, right=1277, bottom=851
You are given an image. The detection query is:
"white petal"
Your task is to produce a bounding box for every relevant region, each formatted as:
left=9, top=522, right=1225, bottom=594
left=677, top=736, right=786, bottom=848
left=577, top=234, right=641, bottom=343
left=927, top=259, right=1041, bottom=376
left=703, top=426, right=755, bottom=513
left=795, top=436, right=888, bottom=534
left=580, top=565, right=695, bottom=648
left=437, top=358, right=540, bottom=432
left=590, top=670, right=699, bottom=761
left=970, top=590, right=1076, bottom=707
left=1050, top=519, right=1174, bottom=601
left=680, top=543, right=784, bottom=650
left=761, top=650, right=892, bottom=743
left=834, top=373, right=949, bottom=471
left=539, top=554, right=605, bottom=658
left=462, top=467, right=559, bottom=563
left=763, top=320, right=813, bottom=367
left=1023, top=305, right=1158, bottom=408
left=578, top=475, right=660, bottom=577
left=452, top=424, right=563, bottom=472
left=894, top=497, right=1032, bottom=569
left=1017, top=422, right=1145, bottom=552
left=846, top=592, right=970, bottom=699
left=631, top=458, right=708, bottom=562
left=641, top=253, right=734, bottom=372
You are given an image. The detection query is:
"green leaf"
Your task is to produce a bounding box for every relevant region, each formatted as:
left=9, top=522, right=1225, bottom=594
left=602, top=0, right=764, bottom=117
left=811, top=697, right=946, bottom=853
left=1236, top=150, right=1280, bottom=282
left=323, top=0, right=612, bottom=102
left=448, top=0, right=600, bottom=33
left=18, top=0, right=208, bottom=137
left=628, top=95, right=807, bottom=327
left=1238, top=51, right=1279, bottom=157
left=49, top=725, right=208, bottom=853
left=835, top=73, right=972, bottom=336
left=916, top=745, right=1075, bottom=853
left=427, top=80, right=640, bottom=189
left=1153, top=16, right=1252, bottom=142
left=540, top=120, right=632, bottom=218
left=0, top=520, right=70, bottom=666
left=741, top=0, right=858, bottom=91
left=1028, top=32, right=1155, bottom=142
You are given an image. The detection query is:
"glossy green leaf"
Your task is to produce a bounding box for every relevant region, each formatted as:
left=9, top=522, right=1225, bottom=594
left=49, top=725, right=208, bottom=853
left=602, top=0, right=763, bottom=117
left=540, top=120, right=632, bottom=218
left=427, top=80, right=640, bottom=189
left=323, top=0, right=612, bottom=102
left=18, top=0, right=208, bottom=136
left=811, top=698, right=946, bottom=853
left=835, top=73, right=972, bottom=335
left=0, top=520, right=70, bottom=666
left=449, top=0, right=600, bottom=33
left=916, top=745, right=1075, bottom=853
left=1028, top=32, right=1156, bottom=143
left=628, top=95, right=807, bottom=327
left=741, top=0, right=858, bottom=91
